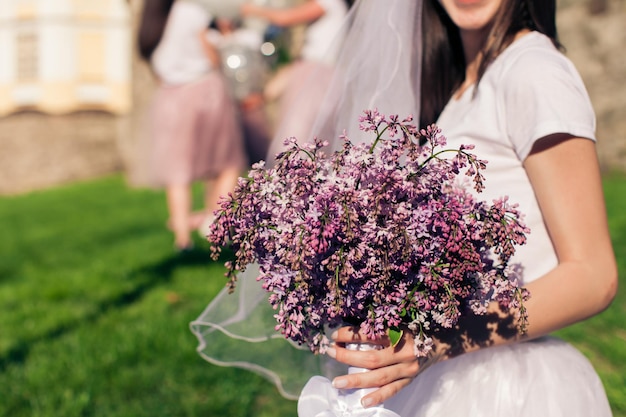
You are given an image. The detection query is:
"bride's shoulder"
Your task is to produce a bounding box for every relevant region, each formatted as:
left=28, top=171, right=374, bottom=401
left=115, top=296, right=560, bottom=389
left=491, top=32, right=583, bottom=91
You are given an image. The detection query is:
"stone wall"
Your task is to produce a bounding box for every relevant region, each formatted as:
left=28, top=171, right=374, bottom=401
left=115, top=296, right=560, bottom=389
left=0, top=111, right=123, bottom=194
left=0, top=0, right=624, bottom=195
left=558, top=0, right=626, bottom=173
left=0, top=0, right=153, bottom=195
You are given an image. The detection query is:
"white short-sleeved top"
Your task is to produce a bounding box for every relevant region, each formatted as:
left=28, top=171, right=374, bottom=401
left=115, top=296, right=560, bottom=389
left=206, top=28, right=263, bottom=51
left=151, top=1, right=213, bottom=85
left=436, top=31, right=596, bottom=284
left=300, top=0, right=348, bottom=64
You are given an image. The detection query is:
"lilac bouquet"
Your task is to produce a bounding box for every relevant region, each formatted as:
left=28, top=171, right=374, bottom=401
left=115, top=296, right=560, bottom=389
left=208, top=110, right=530, bottom=357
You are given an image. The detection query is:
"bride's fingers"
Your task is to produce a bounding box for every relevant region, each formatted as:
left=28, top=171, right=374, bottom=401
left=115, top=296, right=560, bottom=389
left=331, top=360, right=419, bottom=390
left=332, top=326, right=373, bottom=343
left=330, top=363, right=417, bottom=407
left=328, top=342, right=417, bottom=371
left=329, top=327, right=418, bottom=367
left=360, top=377, right=414, bottom=408
left=327, top=327, right=425, bottom=406
left=330, top=328, right=390, bottom=353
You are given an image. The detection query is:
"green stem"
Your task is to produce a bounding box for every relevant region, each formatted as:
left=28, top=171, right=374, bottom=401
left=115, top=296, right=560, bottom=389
left=369, top=125, right=390, bottom=153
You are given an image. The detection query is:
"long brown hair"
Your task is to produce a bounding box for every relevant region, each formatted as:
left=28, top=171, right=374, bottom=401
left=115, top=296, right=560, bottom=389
left=419, top=0, right=561, bottom=127
left=138, top=0, right=176, bottom=61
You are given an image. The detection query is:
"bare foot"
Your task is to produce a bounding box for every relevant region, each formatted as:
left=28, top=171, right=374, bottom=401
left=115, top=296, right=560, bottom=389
left=166, top=211, right=207, bottom=231
left=189, top=211, right=207, bottom=229
left=198, top=213, right=216, bottom=238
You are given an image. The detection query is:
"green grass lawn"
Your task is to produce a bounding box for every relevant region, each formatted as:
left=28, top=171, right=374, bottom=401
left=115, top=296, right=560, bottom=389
left=0, top=173, right=624, bottom=417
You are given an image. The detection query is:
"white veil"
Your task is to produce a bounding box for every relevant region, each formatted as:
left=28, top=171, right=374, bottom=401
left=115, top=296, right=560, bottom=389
left=308, top=0, right=422, bottom=149
left=189, top=0, right=424, bottom=400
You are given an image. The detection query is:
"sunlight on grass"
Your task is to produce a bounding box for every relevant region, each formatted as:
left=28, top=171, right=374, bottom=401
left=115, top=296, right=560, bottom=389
left=0, top=174, right=624, bottom=417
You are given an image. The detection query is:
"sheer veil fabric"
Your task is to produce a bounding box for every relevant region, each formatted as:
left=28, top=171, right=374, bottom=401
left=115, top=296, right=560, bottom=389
left=189, top=0, right=424, bottom=400
left=307, top=0, right=422, bottom=149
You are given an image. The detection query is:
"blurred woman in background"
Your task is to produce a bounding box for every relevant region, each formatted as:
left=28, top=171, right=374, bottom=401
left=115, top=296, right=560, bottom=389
left=140, top=0, right=247, bottom=251
left=208, top=16, right=273, bottom=165
left=240, top=0, right=352, bottom=156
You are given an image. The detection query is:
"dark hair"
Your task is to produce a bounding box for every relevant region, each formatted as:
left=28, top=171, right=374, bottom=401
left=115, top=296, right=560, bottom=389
left=419, top=0, right=561, bottom=127
left=137, top=0, right=176, bottom=61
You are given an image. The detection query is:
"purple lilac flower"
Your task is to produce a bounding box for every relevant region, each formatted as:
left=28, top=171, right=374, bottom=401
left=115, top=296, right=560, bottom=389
left=207, top=110, right=530, bottom=356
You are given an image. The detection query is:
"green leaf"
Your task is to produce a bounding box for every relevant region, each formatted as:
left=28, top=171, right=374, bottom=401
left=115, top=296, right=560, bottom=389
left=388, top=328, right=404, bottom=347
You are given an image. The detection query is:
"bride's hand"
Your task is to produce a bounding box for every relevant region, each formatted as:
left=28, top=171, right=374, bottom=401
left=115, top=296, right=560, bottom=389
left=325, top=308, right=522, bottom=407
left=326, top=326, right=442, bottom=408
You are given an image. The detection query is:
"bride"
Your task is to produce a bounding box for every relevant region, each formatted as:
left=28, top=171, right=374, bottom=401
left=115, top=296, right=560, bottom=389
left=191, top=0, right=617, bottom=415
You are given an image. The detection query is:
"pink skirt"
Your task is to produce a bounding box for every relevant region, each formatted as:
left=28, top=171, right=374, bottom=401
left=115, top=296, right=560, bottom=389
left=141, top=73, right=247, bottom=187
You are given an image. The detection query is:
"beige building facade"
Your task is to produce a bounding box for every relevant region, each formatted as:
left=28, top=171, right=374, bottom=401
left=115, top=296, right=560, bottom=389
left=0, top=0, right=623, bottom=195
left=0, top=0, right=132, bottom=116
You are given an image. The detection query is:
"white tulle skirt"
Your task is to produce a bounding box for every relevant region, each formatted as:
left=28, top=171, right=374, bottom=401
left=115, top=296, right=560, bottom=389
left=190, top=270, right=613, bottom=416
left=382, top=336, right=612, bottom=416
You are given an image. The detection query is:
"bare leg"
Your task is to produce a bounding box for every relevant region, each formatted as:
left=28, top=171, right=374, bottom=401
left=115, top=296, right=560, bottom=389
left=199, top=167, right=242, bottom=237
left=206, top=167, right=241, bottom=213
left=166, top=184, right=193, bottom=250
left=202, top=178, right=216, bottom=217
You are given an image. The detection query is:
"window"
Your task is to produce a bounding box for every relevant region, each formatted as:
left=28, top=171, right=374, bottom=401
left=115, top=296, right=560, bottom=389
left=72, top=0, right=108, bottom=19
left=78, top=32, right=106, bottom=82
left=16, top=31, right=38, bottom=82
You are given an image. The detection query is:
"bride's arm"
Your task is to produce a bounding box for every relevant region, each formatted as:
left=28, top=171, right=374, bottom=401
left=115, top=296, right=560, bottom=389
left=327, top=134, right=618, bottom=408
left=240, top=1, right=326, bottom=28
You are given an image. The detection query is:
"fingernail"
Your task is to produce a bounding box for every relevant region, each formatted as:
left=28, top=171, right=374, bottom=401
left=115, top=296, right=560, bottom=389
left=361, top=397, right=374, bottom=408
left=332, top=378, right=348, bottom=389
left=326, top=347, right=336, bottom=358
